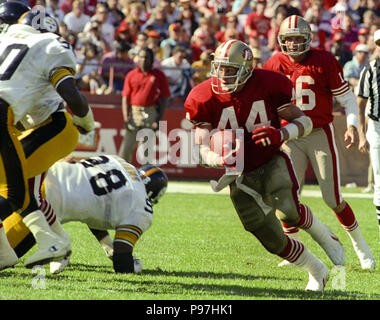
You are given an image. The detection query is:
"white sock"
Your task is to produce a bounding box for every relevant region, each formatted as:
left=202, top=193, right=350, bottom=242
left=0, top=221, right=14, bottom=252
left=23, top=210, right=59, bottom=248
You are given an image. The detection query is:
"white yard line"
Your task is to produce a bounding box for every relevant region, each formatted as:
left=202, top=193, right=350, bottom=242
left=167, top=181, right=373, bottom=198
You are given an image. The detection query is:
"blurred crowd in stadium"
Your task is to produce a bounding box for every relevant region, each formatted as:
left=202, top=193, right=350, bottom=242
left=25, top=0, right=379, bottom=97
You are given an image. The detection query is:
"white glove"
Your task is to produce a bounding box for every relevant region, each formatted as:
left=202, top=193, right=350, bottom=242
left=73, top=108, right=95, bottom=133
left=133, top=257, right=142, bottom=273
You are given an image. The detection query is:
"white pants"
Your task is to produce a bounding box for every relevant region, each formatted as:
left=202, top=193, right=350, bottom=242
left=366, top=118, right=380, bottom=206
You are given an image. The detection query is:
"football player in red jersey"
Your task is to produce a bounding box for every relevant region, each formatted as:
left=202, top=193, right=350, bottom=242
left=264, top=15, right=375, bottom=269
left=184, top=40, right=348, bottom=291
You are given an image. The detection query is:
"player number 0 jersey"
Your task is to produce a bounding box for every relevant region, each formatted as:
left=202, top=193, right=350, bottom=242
left=0, top=24, right=76, bottom=125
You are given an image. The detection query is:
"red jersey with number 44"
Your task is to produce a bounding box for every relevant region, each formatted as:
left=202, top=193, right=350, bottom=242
left=263, top=49, right=350, bottom=128
left=185, top=68, right=294, bottom=172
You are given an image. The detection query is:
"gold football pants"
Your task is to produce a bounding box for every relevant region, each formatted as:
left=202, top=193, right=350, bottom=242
left=230, top=152, right=301, bottom=255
left=3, top=110, right=79, bottom=257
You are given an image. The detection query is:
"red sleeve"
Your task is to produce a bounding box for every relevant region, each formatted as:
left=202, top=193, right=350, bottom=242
left=122, top=72, right=132, bottom=97
left=184, top=85, right=213, bottom=126
left=263, top=55, right=279, bottom=72
left=323, top=51, right=350, bottom=96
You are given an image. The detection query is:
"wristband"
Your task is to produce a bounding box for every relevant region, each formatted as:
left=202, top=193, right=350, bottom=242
left=73, top=108, right=95, bottom=132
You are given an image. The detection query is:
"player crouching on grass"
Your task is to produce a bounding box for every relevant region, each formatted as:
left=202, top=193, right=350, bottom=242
left=3, top=155, right=168, bottom=274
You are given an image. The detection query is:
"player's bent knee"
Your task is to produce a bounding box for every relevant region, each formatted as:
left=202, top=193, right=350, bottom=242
left=253, top=231, right=287, bottom=255
left=324, top=197, right=341, bottom=210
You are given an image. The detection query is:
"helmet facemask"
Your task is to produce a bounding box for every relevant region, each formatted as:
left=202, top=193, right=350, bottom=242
left=278, top=34, right=311, bottom=57
left=210, top=60, right=252, bottom=94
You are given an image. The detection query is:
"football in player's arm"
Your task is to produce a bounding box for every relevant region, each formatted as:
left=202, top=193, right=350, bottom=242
left=183, top=40, right=347, bottom=292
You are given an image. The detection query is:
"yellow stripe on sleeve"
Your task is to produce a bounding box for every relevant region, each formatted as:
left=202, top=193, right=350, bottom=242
left=49, top=67, right=75, bottom=88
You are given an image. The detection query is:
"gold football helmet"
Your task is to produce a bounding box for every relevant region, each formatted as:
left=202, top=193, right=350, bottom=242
left=278, top=15, right=311, bottom=56
left=210, top=40, right=253, bottom=94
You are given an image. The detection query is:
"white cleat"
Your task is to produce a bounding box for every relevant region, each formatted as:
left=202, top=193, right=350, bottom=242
left=352, top=239, right=375, bottom=270
left=311, top=227, right=346, bottom=266
left=50, top=250, right=71, bottom=274
left=305, top=264, right=329, bottom=292
left=278, top=259, right=294, bottom=267
left=347, top=227, right=375, bottom=269
left=0, top=249, right=18, bottom=271
left=24, top=240, right=70, bottom=269
left=322, top=229, right=346, bottom=266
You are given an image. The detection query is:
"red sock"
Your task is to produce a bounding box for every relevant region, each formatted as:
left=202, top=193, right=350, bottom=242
left=40, top=199, right=56, bottom=226
left=282, top=222, right=299, bottom=235
left=334, top=202, right=358, bottom=232
left=278, top=236, right=305, bottom=263
left=281, top=204, right=313, bottom=233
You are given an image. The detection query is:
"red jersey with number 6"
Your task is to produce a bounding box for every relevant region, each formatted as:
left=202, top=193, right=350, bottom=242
left=185, top=68, right=294, bottom=172
left=263, top=49, right=350, bottom=128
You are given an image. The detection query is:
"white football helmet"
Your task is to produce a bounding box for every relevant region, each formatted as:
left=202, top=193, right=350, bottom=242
left=278, top=15, right=311, bottom=56
left=210, top=40, right=253, bottom=94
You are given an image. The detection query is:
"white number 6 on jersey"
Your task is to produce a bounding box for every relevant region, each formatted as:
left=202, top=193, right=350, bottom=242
left=295, top=75, right=316, bottom=111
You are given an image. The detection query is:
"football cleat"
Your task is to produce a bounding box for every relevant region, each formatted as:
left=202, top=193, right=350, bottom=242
left=50, top=250, right=71, bottom=274
left=305, top=263, right=329, bottom=292
left=316, top=229, right=346, bottom=266
left=305, top=218, right=346, bottom=266
left=133, top=257, right=142, bottom=273
left=0, top=248, right=19, bottom=271
left=138, top=165, right=168, bottom=204
left=24, top=240, right=70, bottom=268
left=347, top=228, right=375, bottom=269
left=278, top=259, right=294, bottom=267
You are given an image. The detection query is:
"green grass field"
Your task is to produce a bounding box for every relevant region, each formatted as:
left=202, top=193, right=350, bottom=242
left=1, top=183, right=379, bottom=301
